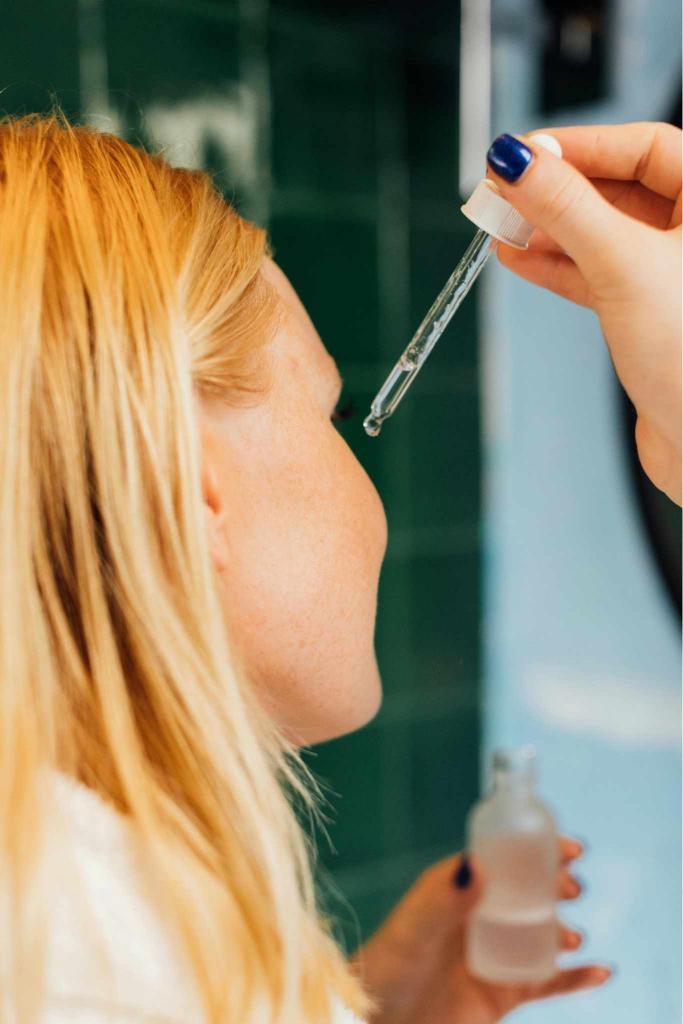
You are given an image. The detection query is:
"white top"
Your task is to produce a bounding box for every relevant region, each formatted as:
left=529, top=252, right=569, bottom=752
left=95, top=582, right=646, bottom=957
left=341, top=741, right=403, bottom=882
left=460, top=133, right=564, bottom=248
left=38, top=772, right=366, bottom=1023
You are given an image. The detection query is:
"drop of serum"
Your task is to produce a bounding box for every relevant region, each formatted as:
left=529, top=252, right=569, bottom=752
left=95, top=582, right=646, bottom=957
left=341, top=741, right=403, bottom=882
left=363, top=415, right=383, bottom=437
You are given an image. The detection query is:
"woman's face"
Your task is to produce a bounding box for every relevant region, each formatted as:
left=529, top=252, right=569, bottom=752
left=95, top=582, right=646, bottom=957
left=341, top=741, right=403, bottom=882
left=198, top=258, right=387, bottom=747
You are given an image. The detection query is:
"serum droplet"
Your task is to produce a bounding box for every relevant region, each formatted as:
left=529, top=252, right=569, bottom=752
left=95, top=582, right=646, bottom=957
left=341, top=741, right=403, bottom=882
left=363, top=415, right=383, bottom=437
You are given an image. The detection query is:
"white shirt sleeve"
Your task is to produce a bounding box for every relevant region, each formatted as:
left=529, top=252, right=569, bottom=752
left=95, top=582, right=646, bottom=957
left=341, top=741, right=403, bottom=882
left=42, top=1003, right=179, bottom=1024
left=45, top=774, right=369, bottom=1024
left=44, top=994, right=367, bottom=1024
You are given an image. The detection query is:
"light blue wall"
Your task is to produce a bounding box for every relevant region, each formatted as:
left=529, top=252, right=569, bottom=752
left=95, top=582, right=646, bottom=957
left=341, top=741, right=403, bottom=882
left=482, top=1, right=681, bottom=1020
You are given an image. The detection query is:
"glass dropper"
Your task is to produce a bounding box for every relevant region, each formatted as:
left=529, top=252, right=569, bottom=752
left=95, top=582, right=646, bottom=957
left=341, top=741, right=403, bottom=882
left=363, top=229, right=495, bottom=437
left=363, top=133, right=563, bottom=438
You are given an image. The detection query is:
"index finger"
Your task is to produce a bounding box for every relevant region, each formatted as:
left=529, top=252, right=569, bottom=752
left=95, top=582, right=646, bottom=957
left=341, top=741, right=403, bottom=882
left=526, top=122, right=682, bottom=201
left=559, top=836, right=585, bottom=864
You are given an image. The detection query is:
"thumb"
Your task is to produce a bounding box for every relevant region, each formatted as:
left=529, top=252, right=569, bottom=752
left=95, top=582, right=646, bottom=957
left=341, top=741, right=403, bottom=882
left=486, top=132, right=632, bottom=283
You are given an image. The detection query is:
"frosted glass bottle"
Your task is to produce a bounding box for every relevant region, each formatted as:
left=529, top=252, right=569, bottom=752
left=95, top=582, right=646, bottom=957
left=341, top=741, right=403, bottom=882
left=465, top=746, right=558, bottom=985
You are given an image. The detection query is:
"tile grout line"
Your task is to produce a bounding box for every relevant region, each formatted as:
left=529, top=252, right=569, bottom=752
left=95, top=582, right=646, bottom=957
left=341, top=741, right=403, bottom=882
left=77, top=0, right=122, bottom=133
left=238, top=0, right=272, bottom=228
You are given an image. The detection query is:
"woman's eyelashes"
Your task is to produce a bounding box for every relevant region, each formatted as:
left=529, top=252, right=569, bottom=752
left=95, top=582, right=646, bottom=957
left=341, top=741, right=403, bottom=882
left=331, top=397, right=357, bottom=423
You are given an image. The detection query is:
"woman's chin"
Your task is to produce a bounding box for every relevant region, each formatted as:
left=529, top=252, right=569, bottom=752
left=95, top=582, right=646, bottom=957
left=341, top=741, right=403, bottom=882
left=313, top=664, right=383, bottom=746
left=281, top=663, right=383, bottom=748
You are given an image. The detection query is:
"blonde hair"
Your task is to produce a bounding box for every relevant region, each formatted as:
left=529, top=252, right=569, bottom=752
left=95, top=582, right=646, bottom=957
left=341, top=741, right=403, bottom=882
left=0, top=110, right=376, bottom=1023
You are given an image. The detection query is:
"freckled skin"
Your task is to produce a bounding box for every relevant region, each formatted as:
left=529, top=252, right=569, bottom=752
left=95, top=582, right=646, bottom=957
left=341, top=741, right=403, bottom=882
left=198, top=258, right=388, bottom=747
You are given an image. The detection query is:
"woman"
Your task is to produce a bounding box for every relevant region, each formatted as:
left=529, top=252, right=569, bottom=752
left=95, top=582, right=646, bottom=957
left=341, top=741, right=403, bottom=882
left=0, top=111, right=677, bottom=1023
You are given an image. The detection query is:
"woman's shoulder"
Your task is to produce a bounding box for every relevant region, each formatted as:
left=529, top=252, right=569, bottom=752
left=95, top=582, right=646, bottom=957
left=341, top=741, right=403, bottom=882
left=44, top=772, right=205, bottom=1022
left=44, top=773, right=367, bottom=1024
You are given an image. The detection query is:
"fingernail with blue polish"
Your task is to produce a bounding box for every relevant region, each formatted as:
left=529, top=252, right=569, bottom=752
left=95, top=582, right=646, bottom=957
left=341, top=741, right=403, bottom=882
left=453, top=855, right=472, bottom=889
left=487, top=133, right=533, bottom=183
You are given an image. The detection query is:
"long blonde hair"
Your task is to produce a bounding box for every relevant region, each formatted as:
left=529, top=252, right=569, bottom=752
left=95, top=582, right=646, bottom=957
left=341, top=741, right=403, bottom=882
left=0, top=110, right=376, bottom=1023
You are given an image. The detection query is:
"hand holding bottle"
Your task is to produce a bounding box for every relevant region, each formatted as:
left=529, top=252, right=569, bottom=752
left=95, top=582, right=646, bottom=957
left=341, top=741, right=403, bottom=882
left=348, top=835, right=611, bottom=1024
left=485, top=122, right=682, bottom=506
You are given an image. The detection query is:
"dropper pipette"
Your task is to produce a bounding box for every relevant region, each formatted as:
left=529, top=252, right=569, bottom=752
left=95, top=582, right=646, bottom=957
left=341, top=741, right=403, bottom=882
left=363, top=229, right=495, bottom=436
left=363, top=133, right=562, bottom=438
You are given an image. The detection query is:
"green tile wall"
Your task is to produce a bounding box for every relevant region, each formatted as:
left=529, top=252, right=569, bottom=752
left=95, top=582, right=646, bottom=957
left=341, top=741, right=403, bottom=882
left=2, top=0, right=481, bottom=958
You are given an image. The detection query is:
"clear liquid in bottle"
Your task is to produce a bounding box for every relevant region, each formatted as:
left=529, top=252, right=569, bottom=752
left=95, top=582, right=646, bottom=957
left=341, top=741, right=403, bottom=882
left=465, top=747, right=558, bottom=985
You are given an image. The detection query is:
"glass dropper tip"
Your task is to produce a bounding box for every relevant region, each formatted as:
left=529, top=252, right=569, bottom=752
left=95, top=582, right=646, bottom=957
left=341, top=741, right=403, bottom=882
left=363, top=413, right=384, bottom=437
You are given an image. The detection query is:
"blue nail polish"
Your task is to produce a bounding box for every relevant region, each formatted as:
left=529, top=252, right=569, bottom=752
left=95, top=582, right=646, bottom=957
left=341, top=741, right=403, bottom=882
left=487, top=133, right=533, bottom=183
left=453, top=855, right=472, bottom=889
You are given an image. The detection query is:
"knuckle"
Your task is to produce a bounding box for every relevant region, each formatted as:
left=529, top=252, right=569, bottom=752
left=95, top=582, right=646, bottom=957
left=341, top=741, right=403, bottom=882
left=634, top=122, right=681, bottom=184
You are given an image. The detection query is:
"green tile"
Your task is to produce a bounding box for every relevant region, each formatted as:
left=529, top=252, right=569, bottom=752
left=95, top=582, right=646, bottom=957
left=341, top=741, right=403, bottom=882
left=411, top=549, right=481, bottom=696
left=322, top=881, right=394, bottom=956
left=346, top=883, right=411, bottom=951
left=375, top=558, right=414, bottom=697
left=306, top=720, right=385, bottom=869
left=104, top=1, right=254, bottom=208
left=410, top=390, right=481, bottom=530
left=402, top=7, right=460, bottom=43
left=404, top=48, right=460, bottom=202
left=273, top=0, right=377, bottom=16
left=271, top=0, right=456, bottom=40
left=410, top=702, right=481, bottom=850
left=268, top=214, right=380, bottom=365
left=106, top=0, right=241, bottom=102
left=377, top=720, right=413, bottom=855
left=269, top=26, right=378, bottom=194
left=0, top=0, right=80, bottom=119
left=314, top=871, right=368, bottom=956
left=344, top=885, right=395, bottom=945
left=189, top=0, right=240, bottom=10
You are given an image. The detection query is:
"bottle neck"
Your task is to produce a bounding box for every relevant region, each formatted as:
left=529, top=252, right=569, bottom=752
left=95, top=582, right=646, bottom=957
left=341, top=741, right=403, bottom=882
left=492, top=770, right=535, bottom=797
left=490, top=746, right=538, bottom=798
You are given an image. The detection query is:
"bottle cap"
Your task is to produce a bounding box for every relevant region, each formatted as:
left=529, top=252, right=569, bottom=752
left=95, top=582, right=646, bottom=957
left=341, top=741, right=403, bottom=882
left=461, top=133, right=563, bottom=250
left=492, top=745, right=537, bottom=778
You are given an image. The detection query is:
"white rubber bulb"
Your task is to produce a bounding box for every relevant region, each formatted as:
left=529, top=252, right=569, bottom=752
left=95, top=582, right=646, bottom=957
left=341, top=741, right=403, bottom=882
left=528, top=133, right=563, bottom=159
